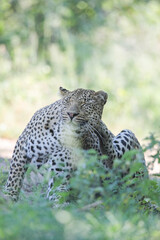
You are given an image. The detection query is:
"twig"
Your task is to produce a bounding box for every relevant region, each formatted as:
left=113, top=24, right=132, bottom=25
left=79, top=200, right=103, bottom=211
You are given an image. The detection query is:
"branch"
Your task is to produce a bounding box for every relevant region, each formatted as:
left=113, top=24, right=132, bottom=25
left=79, top=200, right=103, bottom=211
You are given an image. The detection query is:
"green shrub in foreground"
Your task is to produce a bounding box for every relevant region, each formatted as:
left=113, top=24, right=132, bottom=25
left=0, top=134, right=160, bottom=240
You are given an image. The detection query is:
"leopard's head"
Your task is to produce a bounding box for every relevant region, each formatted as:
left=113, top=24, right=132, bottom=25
left=59, top=87, right=108, bottom=127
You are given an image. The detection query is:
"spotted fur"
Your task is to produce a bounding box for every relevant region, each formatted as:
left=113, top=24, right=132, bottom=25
left=5, top=87, right=146, bottom=201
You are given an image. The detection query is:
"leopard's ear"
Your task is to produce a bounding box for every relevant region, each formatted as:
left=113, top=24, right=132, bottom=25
left=59, top=87, right=70, bottom=97
left=94, top=91, right=108, bottom=105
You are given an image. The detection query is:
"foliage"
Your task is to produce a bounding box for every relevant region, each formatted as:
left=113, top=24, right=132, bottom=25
left=0, top=0, right=160, bottom=238
left=0, top=0, right=160, bottom=138
left=0, top=134, right=160, bottom=239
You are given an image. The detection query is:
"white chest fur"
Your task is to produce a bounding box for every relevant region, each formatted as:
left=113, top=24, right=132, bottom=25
left=59, top=123, right=82, bottom=149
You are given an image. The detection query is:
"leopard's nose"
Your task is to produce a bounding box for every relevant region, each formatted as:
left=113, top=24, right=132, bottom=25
left=67, top=112, right=79, bottom=120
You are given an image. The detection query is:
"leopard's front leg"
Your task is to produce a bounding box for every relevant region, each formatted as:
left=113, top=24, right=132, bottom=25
left=47, top=148, right=75, bottom=205
left=90, top=119, right=117, bottom=168
left=47, top=172, right=71, bottom=206
left=92, top=120, right=147, bottom=176
left=5, top=142, right=31, bottom=201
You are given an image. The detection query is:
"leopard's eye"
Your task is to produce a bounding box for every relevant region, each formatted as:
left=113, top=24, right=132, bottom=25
left=80, top=99, right=86, bottom=106
left=66, top=97, right=72, bottom=104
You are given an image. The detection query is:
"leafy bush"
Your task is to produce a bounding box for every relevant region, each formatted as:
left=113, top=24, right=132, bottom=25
left=0, top=134, right=160, bottom=239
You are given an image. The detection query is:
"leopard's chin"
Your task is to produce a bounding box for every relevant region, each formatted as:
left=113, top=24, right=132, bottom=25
left=63, top=117, right=88, bottom=128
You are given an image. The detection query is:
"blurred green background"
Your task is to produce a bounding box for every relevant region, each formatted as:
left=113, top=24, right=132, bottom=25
left=0, top=0, right=160, bottom=140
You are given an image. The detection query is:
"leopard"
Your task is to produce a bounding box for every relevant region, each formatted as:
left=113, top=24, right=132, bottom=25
left=5, top=87, right=147, bottom=202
